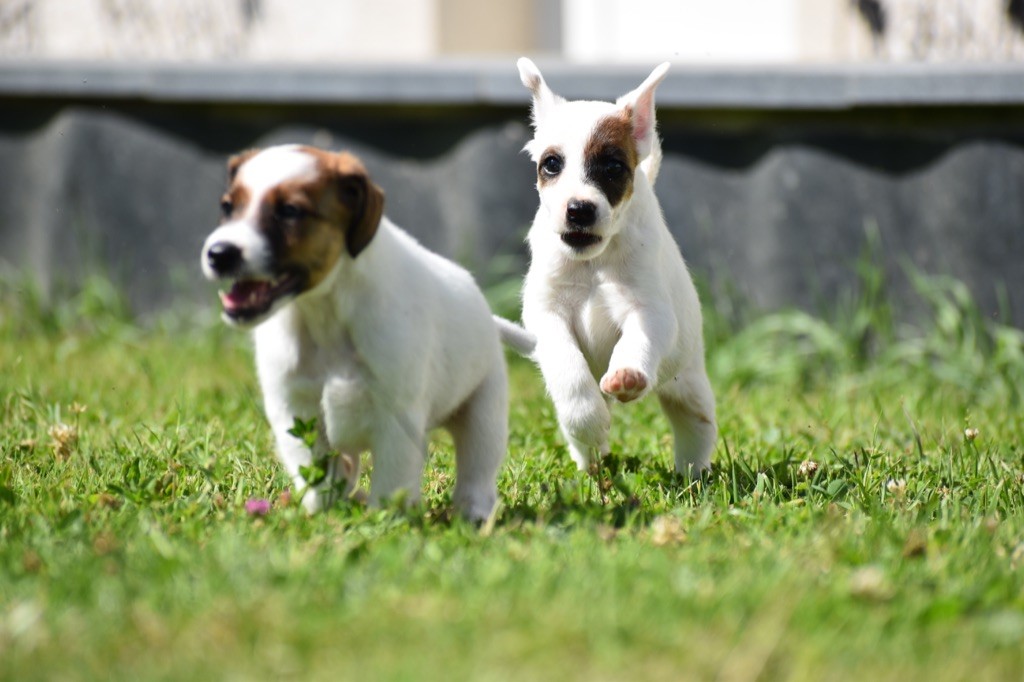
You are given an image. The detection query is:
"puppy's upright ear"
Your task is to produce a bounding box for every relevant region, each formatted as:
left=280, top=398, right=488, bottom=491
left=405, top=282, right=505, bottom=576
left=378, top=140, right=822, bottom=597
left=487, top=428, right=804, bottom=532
left=517, top=57, right=562, bottom=128
left=616, top=62, right=670, bottom=160
left=337, top=165, right=385, bottom=259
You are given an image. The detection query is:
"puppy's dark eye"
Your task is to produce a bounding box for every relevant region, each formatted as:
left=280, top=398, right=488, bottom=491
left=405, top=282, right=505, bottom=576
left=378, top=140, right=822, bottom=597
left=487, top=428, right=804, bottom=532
left=602, top=158, right=627, bottom=179
left=220, top=198, right=233, bottom=217
left=276, top=203, right=306, bottom=221
left=540, top=154, right=564, bottom=177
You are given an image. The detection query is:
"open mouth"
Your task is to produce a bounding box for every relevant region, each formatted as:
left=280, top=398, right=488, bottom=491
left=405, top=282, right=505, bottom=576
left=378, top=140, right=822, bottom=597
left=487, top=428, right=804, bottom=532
left=560, top=230, right=602, bottom=249
left=218, top=270, right=305, bottom=322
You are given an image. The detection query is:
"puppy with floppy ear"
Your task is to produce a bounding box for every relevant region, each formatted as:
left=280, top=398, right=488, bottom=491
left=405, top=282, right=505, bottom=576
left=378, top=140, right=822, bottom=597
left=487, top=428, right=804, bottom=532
left=201, top=145, right=509, bottom=520
left=511, top=58, right=717, bottom=478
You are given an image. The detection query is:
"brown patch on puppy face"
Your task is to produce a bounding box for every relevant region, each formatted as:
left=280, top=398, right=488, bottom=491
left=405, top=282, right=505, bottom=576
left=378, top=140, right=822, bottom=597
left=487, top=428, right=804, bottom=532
left=583, top=110, right=638, bottom=207
left=211, top=147, right=387, bottom=325
left=219, top=185, right=250, bottom=223
left=219, top=150, right=259, bottom=222
left=251, top=148, right=385, bottom=293
left=227, top=149, right=259, bottom=183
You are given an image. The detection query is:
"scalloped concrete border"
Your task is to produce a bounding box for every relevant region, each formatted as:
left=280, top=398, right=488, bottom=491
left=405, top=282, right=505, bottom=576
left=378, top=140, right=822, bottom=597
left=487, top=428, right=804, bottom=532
left=3, top=60, right=1024, bottom=108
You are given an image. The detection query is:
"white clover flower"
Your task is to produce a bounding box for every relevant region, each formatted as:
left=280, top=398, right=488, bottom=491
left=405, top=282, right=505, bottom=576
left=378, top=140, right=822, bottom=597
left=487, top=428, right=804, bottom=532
left=798, top=460, right=819, bottom=477
left=649, top=515, right=687, bottom=546
left=886, top=478, right=907, bottom=498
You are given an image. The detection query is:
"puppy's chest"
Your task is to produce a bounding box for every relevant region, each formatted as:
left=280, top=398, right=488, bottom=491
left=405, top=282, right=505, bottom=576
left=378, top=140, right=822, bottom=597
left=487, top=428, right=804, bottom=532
left=288, top=341, right=380, bottom=445
left=304, top=338, right=372, bottom=394
left=273, top=331, right=373, bottom=410
left=566, top=278, right=631, bottom=360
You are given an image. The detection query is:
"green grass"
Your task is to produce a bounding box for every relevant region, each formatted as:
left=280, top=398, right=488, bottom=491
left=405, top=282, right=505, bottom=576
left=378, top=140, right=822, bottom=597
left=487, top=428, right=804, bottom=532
left=1, top=273, right=1023, bottom=681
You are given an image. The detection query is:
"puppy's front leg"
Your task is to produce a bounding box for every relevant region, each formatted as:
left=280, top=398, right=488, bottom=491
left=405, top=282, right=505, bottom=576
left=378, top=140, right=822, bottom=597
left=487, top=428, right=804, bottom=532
left=531, top=313, right=610, bottom=469
left=601, top=306, right=676, bottom=403
left=262, top=383, right=355, bottom=513
left=265, top=405, right=333, bottom=513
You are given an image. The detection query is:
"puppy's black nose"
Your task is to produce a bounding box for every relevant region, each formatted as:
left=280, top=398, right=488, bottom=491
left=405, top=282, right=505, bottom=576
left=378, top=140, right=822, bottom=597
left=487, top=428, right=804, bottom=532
left=566, top=200, right=597, bottom=228
left=206, top=241, right=242, bottom=275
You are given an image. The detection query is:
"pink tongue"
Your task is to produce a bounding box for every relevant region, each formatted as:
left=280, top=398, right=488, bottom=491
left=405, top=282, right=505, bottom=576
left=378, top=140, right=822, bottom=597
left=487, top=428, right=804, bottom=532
left=220, top=280, right=272, bottom=311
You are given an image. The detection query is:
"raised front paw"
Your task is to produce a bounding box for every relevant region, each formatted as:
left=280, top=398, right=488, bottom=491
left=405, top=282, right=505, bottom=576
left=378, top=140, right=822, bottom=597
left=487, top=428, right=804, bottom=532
left=600, top=367, right=649, bottom=403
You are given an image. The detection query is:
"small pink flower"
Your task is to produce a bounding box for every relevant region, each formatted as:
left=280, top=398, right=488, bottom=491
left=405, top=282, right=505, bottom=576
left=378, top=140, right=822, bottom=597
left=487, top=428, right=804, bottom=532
left=245, top=498, right=271, bottom=516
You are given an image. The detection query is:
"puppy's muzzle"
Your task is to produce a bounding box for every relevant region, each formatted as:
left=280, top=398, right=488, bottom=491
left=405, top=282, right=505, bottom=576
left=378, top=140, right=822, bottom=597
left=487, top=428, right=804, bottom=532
left=203, top=238, right=306, bottom=325
left=206, top=241, right=243, bottom=277
left=562, top=199, right=602, bottom=250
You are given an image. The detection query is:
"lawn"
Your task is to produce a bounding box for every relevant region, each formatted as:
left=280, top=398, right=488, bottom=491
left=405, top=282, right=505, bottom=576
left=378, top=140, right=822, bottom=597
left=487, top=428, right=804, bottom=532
left=1, top=273, right=1022, bottom=681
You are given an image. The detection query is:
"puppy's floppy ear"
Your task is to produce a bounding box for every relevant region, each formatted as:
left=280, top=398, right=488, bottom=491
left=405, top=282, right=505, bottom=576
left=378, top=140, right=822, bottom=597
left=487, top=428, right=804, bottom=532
left=338, top=169, right=385, bottom=259
left=616, top=62, right=670, bottom=161
left=226, top=148, right=259, bottom=182
left=517, top=57, right=562, bottom=128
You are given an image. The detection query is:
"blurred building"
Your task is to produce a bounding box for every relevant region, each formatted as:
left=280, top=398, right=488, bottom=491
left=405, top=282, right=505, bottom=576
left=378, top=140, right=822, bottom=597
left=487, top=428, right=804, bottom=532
left=2, top=0, right=1023, bottom=324
left=2, top=0, right=1024, bottom=63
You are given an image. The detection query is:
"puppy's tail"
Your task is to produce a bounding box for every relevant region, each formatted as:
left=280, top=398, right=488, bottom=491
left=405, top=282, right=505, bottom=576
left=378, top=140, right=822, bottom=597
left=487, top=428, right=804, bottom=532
left=493, top=315, right=536, bottom=358
left=640, top=135, right=663, bottom=185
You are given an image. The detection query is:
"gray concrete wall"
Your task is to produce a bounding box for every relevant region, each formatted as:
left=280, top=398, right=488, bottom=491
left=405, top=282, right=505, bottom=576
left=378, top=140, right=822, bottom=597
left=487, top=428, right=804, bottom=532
left=1, top=61, right=1022, bottom=326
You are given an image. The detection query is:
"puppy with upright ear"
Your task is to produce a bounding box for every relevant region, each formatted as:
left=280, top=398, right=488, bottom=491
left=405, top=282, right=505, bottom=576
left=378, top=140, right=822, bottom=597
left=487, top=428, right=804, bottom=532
left=201, top=145, right=509, bottom=521
left=509, top=59, right=717, bottom=479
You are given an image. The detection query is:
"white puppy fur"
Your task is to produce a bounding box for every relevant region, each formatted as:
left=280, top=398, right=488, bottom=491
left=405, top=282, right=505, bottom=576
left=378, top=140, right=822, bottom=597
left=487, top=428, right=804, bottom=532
left=202, top=145, right=508, bottom=520
left=512, top=58, right=717, bottom=477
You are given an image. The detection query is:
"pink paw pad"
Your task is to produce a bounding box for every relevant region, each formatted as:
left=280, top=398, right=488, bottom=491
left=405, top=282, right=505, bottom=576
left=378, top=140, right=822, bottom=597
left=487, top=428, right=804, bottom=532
left=600, top=368, right=648, bottom=403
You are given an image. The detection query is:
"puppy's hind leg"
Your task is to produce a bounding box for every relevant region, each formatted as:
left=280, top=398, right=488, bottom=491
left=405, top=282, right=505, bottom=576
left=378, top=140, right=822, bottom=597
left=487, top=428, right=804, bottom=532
left=447, top=365, right=508, bottom=522
left=337, top=452, right=364, bottom=502
left=657, top=368, right=717, bottom=479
